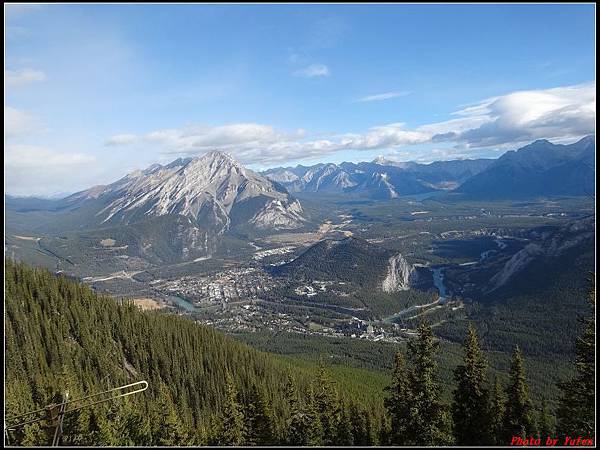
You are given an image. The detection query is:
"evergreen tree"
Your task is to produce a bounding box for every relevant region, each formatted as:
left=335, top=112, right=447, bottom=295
left=336, top=399, right=355, bottom=446
left=489, top=376, right=506, bottom=445
left=303, top=386, right=324, bottom=446
left=378, top=413, right=392, bottom=447
left=192, top=422, right=210, bottom=446
left=284, top=375, right=303, bottom=445
left=311, top=361, right=342, bottom=445
left=88, top=406, right=118, bottom=446
left=9, top=260, right=361, bottom=446
left=537, top=399, right=555, bottom=439
left=20, top=423, right=47, bottom=447
left=218, top=372, right=247, bottom=446
left=503, top=345, right=535, bottom=442
left=154, top=382, right=188, bottom=446
left=349, top=402, right=368, bottom=445
left=384, top=351, right=412, bottom=445
left=556, top=276, right=595, bottom=438
left=244, top=384, right=274, bottom=445
left=285, top=377, right=323, bottom=446
left=452, top=324, right=491, bottom=445
left=365, top=409, right=379, bottom=446
left=203, top=414, right=223, bottom=446
left=116, top=400, right=152, bottom=446
left=405, top=322, right=453, bottom=445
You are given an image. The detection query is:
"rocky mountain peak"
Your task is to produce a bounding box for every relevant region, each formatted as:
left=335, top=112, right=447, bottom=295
left=95, top=150, right=305, bottom=232
left=197, top=150, right=238, bottom=166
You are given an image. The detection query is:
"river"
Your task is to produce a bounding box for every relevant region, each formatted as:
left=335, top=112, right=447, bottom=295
left=431, top=267, right=448, bottom=304
left=166, top=294, right=199, bottom=312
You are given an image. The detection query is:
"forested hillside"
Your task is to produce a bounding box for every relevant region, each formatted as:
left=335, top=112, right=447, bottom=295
left=5, top=260, right=594, bottom=446
left=5, top=260, right=381, bottom=446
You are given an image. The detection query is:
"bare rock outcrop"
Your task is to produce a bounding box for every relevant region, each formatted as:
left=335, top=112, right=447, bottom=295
left=382, top=253, right=417, bottom=292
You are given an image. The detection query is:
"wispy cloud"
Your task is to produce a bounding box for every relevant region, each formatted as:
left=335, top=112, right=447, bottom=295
left=5, top=144, right=98, bottom=196
left=287, top=17, right=346, bottom=79
left=6, top=69, right=47, bottom=87
left=355, top=91, right=411, bottom=103
left=5, top=144, right=96, bottom=168
left=105, top=134, right=138, bottom=146
left=287, top=52, right=308, bottom=65
left=5, top=106, right=44, bottom=138
left=293, top=64, right=330, bottom=78
left=110, top=121, right=428, bottom=165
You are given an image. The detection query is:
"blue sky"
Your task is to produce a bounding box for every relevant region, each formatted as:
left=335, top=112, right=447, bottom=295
left=5, top=3, right=596, bottom=196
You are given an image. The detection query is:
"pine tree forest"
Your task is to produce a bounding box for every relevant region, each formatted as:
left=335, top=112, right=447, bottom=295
left=4, top=260, right=595, bottom=446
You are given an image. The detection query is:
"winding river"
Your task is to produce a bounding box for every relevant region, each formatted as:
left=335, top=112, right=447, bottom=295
left=431, top=267, right=448, bottom=304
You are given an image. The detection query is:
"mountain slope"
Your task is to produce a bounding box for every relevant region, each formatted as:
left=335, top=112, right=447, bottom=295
left=271, top=236, right=418, bottom=292
left=272, top=237, right=391, bottom=285
left=78, top=151, right=305, bottom=232
left=5, top=260, right=384, bottom=446
left=6, top=151, right=307, bottom=265
left=441, top=216, right=595, bottom=301
left=456, top=136, right=595, bottom=198
left=487, top=216, right=595, bottom=293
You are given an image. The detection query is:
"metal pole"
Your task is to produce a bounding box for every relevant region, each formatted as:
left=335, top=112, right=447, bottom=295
left=52, top=391, right=68, bottom=447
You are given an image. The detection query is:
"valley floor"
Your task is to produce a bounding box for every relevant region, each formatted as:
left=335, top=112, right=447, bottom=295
left=6, top=196, right=595, bottom=400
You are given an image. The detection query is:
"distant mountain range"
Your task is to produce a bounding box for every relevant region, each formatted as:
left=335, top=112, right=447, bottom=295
left=263, top=136, right=595, bottom=199
left=262, top=158, right=493, bottom=199
left=456, top=135, right=595, bottom=198
left=5, top=136, right=595, bottom=264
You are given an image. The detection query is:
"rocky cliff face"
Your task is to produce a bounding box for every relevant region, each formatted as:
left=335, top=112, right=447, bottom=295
left=93, top=151, right=306, bottom=233
left=488, top=243, right=544, bottom=292
left=382, top=253, right=417, bottom=292
left=488, top=216, right=594, bottom=292
left=249, top=198, right=305, bottom=229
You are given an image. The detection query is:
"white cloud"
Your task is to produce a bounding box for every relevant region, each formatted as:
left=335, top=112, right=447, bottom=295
left=146, top=123, right=287, bottom=148
left=104, top=82, right=595, bottom=167
left=5, top=145, right=98, bottom=196
left=5, top=144, right=96, bottom=168
left=105, top=134, right=138, bottom=146
left=294, top=64, right=330, bottom=78
left=422, top=82, right=595, bottom=148
left=339, top=123, right=429, bottom=149
left=6, top=69, right=46, bottom=87
left=355, top=91, right=411, bottom=103
left=4, top=106, right=44, bottom=138
left=136, top=122, right=428, bottom=165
